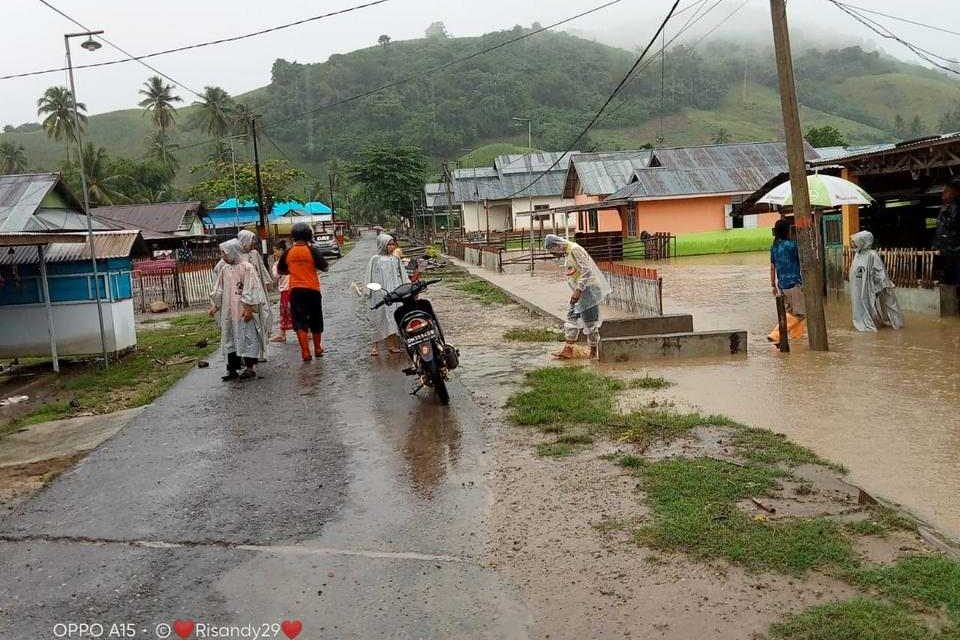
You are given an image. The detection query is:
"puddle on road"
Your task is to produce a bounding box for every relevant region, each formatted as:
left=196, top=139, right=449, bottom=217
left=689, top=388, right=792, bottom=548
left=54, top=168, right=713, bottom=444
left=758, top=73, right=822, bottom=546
left=616, top=252, right=960, bottom=538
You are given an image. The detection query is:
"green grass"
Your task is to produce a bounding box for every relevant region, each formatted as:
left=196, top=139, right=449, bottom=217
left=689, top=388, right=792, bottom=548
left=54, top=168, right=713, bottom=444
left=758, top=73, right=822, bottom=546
left=605, top=409, right=737, bottom=447
left=770, top=599, right=933, bottom=640
left=458, top=142, right=535, bottom=168
left=506, top=367, right=623, bottom=426
left=628, top=375, right=672, bottom=389
left=731, top=427, right=839, bottom=470
left=674, top=228, right=773, bottom=257
left=2, top=314, right=219, bottom=431
left=845, top=506, right=918, bottom=537
left=536, top=442, right=576, bottom=457
left=854, top=556, right=960, bottom=618
left=503, top=327, right=564, bottom=342
left=451, top=278, right=512, bottom=306
left=630, top=457, right=855, bottom=574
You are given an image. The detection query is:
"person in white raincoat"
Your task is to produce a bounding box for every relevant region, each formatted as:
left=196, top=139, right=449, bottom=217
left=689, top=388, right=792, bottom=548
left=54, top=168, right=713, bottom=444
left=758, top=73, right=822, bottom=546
left=544, top=234, right=612, bottom=359
left=236, top=229, right=274, bottom=359
left=209, top=239, right=268, bottom=380
left=849, top=230, right=904, bottom=332
left=367, top=233, right=410, bottom=356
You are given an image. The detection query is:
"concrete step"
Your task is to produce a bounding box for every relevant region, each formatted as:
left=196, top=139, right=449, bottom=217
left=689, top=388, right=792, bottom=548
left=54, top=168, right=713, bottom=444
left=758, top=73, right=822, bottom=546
left=600, top=314, right=693, bottom=339
left=599, top=330, right=748, bottom=362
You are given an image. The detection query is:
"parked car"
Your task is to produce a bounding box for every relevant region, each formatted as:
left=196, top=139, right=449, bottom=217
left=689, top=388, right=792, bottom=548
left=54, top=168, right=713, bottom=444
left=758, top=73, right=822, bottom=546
left=313, top=234, right=342, bottom=258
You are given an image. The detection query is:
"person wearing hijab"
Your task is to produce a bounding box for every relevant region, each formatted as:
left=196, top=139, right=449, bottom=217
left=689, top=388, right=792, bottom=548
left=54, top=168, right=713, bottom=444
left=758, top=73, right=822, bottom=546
left=367, top=233, right=410, bottom=357
left=543, top=234, right=612, bottom=359
left=277, top=223, right=329, bottom=361
left=208, top=239, right=268, bottom=380
left=849, top=230, right=904, bottom=332
left=236, top=229, right=274, bottom=359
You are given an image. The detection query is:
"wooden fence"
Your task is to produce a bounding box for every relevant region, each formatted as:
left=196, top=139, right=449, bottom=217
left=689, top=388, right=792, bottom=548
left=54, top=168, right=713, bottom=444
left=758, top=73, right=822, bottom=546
left=597, top=262, right=663, bottom=316
left=834, top=248, right=939, bottom=289
left=133, top=258, right=218, bottom=312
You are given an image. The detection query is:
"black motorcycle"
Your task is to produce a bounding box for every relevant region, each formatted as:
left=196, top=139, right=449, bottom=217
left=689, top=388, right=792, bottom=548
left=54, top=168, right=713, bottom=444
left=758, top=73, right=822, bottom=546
left=368, top=279, right=459, bottom=404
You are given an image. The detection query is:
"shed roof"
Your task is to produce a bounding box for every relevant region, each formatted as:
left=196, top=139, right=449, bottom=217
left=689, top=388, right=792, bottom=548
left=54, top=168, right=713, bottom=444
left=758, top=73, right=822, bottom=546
left=0, top=230, right=145, bottom=265
left=563, top=151, right=655, bottom=197
left=495, top=151, right=575, bottom=175
left=453, top=154, right=573, bottom=203
left=651, top=140, right=818, bottom=171
left=608, top=166, right=780, bottom=201
left=91, top=201, right=203, bottom=237
left=0, top=173, right=89, bottom=233
left=810, top=132, right=960, bottom=167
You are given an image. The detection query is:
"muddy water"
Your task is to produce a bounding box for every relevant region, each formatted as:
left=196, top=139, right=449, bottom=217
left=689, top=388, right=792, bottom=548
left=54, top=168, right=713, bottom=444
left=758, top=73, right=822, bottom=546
left=613, top=252, right=960, bottom=539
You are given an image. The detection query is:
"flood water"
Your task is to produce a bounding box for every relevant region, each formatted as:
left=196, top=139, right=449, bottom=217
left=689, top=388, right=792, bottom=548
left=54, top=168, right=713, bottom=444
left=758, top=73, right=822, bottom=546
left=615, top=252, right=960, bottom=539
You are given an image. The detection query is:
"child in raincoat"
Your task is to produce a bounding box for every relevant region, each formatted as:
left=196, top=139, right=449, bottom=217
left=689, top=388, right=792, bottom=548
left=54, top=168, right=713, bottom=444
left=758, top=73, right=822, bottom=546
left=209, top=239, right=268, bottom=380
left=270, top=240, right=292, bottom=343
left=544, top=234, right=612, bottom=360
left=849, top=230, right=904, bottom=332
left=237, top=229, right=274, bottom=359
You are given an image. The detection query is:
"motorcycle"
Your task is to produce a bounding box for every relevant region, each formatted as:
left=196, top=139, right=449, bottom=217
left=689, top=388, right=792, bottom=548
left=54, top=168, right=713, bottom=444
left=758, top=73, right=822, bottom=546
left=367, top=279, right=459, bottom=405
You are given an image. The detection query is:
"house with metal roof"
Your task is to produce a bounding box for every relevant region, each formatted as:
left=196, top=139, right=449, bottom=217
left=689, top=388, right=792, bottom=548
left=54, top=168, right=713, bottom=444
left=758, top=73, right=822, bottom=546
left=452, top=152, right=578, bottom=232
left=91, top=201, right=208, bottom=254
left=0, top=173, right=145, bottom=365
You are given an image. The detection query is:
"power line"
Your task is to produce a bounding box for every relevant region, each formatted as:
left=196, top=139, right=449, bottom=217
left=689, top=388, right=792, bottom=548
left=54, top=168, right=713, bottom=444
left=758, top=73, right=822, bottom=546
left=504, top=0, right=683, bottom=200
left=1, top=0, right=392, bottom=81
left=827, top=1, right=960, bottom=76
left=833, top=2, right=960, bottom=38
left=262, top=0, right=627, bottom=131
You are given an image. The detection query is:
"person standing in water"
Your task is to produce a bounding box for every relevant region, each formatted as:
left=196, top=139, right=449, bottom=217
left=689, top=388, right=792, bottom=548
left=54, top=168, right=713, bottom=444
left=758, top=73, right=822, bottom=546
left=543, top=234, right=611, bottom=360
left=277, top=223, right=329, bottom=361
left=367, top=233, right=409, bottom=357
left=849, top=230, right=904, bottom=332
left=936, top=178, right=960, bottom=285
left=209, top=239, right=267, bottom=380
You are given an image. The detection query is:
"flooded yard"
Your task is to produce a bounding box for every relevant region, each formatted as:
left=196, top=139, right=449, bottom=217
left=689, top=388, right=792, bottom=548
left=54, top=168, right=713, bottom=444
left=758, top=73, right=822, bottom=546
left=614, top=252, right=960, bottom=539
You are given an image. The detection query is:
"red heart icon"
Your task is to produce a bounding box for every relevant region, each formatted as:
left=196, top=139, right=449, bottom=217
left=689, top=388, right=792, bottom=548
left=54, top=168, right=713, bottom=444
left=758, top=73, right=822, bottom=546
left=173, top=620, right=194, bottom=639
left=281, top=620, right=303, bottom=639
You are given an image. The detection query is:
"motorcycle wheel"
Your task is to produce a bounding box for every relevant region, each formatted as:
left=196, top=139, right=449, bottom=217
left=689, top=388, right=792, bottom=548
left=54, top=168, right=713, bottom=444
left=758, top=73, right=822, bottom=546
left=427, top=355, right=450, bottom=405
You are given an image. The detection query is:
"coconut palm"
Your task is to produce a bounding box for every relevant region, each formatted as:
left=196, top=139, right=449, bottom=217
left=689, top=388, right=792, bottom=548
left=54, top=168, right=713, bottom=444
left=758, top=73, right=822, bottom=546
left=139, top=76, right=181, bottom=135
left=192, top=86, right=234, bottom=141
left=37, top=86, right=87, bottom=144
left=145, top=130, right=180, bottom=174
left=231, top=102, right=254, bottom=145
left=73, top=143, right=129, bottom=206
left=0, top=140, right=28, bottom=175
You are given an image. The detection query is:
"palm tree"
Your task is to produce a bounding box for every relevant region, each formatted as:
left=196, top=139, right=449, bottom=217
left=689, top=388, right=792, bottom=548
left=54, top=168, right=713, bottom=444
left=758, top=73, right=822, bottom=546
left=192, top=86, right=234, bottom=142
left=145, top=130, right=180, bottom=174
left=0, top=140, right=28, bottom=175
left=37, top=86, right=87, bottom=144
left=231, top=102, right=254, bottom=146
left=138, top=76, right=181, bottom=162
left=73, top=143, right=128, bottom=206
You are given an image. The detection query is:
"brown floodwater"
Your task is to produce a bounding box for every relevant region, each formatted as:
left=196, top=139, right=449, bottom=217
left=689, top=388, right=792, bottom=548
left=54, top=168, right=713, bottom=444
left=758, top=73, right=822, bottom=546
left=613, top=252, right=960, bottom=539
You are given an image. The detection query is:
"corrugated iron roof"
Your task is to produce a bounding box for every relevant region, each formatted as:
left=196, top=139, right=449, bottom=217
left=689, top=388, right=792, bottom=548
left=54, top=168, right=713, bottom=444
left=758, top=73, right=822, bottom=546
left=0, top=230, right=143, bottom=265
left=608, top=166, right=778, bottom=201
left=495, top=152, right=575, bottom=175
left=0, top=173, right=59, bottom=232
left=91, top=201, right=202, bottom=235
left=651, top=141, right=819, bottom=171
left=564, top=151, right=655, bottom=197
left=810, top=132, right=960, bottom=167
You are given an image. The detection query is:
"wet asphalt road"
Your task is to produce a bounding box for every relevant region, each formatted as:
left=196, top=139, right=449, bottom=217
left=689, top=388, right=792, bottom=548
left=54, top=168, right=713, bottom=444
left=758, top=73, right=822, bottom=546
left=0, top=236, right=530, bottom=640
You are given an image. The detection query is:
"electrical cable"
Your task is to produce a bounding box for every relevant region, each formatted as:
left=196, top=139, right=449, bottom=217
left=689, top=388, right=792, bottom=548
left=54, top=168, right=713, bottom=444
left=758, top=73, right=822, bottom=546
left=1, top=0, right=392, bottom=81
left=502, top=0, right=683, bottom=200
left=832, top=2, right=960, bottom=38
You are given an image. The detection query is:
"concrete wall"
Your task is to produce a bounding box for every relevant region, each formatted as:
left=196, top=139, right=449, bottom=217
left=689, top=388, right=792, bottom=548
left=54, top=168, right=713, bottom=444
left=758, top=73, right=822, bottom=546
left=0, top=298, right=138, bottom=357
left=841, top=282, right=959, bottom=317
left=574, top=194, right=623, bottom=233
left=511, top=195, right=575, bottom=230
left=462, top=202, right=512, bottom=232
left=634, top=196, right=731, bottom=235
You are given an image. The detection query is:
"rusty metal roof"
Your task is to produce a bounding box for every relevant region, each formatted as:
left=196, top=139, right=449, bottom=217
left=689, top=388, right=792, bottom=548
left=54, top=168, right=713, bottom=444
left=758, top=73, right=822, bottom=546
left=810, top=132, right=960, bottom=167
left=608, top=166, right=779, bottom=201
left=563, top=151, right=655, bottom=197
left=652, top=141, right=818, bottom=171
left=0, top=230, right=144, bottom=265
left=91, top=201, right=203, bottom=235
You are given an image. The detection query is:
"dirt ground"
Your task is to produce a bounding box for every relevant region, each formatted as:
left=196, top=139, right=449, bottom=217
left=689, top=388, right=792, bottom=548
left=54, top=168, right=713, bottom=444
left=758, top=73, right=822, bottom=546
left=428, top=273, right=943, bottom=640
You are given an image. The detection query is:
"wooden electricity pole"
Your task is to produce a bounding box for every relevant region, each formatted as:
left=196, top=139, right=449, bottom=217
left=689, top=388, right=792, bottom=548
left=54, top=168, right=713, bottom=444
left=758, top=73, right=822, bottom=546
left=770, top=0, right=828, bottom=351
left=250, top=115, right=272, bottom=258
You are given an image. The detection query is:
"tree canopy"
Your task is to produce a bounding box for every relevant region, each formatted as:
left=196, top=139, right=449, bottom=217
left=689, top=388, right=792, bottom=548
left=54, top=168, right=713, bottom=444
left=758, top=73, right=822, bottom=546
left=347, top=145, right=427, bottom=222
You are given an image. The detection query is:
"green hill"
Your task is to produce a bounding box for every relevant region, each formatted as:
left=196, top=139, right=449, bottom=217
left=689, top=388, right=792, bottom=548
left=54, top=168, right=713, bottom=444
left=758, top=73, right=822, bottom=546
left=3, top=29, right=960, bottom=188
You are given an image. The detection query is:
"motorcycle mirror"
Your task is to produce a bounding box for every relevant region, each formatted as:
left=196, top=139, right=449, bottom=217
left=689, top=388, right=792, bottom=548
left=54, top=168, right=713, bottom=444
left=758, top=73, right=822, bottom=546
left=366, top=282, right=383, bottom=292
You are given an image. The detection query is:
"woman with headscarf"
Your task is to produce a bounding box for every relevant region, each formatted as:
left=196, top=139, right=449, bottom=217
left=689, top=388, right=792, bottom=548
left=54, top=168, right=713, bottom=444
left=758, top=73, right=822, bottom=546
left=208, top=239, right=267, bottom=380
left=849, top=230, right=904, bottom=332
left=367, top=233, right=410, bottom=357
left=544, top=234, right=612, bottom=360
left=236, top=229, right=274, bottom=359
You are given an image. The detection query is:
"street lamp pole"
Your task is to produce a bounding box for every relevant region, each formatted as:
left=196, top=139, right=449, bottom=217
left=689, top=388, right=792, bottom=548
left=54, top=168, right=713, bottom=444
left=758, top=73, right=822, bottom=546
left=65, top=30, right=109, bottom=367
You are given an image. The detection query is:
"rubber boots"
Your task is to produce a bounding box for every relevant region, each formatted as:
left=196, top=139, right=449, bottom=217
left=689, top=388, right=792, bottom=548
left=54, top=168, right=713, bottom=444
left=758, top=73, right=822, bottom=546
left=296, top=330, right=312, bottom=362
left=312, top=333, right=324, bottom=357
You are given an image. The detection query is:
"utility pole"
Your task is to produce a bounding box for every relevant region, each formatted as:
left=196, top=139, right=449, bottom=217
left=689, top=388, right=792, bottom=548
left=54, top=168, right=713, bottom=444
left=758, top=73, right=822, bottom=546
left=250, top=115, right=271, bottom=258
left=770, top=0, right=829, bottom=351
left=328, top=172, right=336, bottom=220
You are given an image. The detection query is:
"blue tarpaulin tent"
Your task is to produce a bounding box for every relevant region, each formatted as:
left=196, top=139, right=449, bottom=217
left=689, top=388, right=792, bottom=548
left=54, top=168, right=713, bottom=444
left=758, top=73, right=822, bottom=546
left=207, top=199, right=332, bottom=229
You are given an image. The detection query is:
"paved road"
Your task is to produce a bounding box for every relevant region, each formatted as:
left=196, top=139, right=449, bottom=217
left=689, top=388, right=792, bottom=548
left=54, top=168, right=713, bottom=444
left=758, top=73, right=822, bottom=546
left=0, top=236, right=530, bottom=640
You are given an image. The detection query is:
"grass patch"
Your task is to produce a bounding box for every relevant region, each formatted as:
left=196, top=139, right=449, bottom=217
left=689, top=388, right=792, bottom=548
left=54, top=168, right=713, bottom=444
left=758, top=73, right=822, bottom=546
left=3, top=314, right=218, bottom=430
left=854, top=556, right=960, bottom=617
left=674, top=229, right=773, bottom=257
left=503, top=327, right=564, bottom=342
left=607, top=409, right=737, bottom=446
left=845, top=506, right=918, bottom=537
left=451, top=278, right=512, bottom=305
left=628, top=457, right=854, bottom=574
left=506, top=367, right=623, bottom=427
left=537, top=442, right=576, bottom=457
left=770, top=598, right=933, bottom=640
left=628, top=375, right=672, bottom=389
left=732, top=427, right=841, bottom=470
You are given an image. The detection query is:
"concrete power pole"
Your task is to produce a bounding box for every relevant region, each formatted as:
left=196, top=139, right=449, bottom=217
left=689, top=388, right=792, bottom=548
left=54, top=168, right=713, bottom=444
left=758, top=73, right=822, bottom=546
left=769, top=0, right=829, bottom=351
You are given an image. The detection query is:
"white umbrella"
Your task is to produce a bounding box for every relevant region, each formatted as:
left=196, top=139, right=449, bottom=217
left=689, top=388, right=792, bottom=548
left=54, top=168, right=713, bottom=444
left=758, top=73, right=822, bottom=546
left=759, top=173, right=874, bottom=207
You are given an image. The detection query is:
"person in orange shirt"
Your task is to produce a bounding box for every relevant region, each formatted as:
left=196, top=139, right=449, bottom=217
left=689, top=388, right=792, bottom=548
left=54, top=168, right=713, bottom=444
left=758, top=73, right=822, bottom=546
left=277, top=223, right=329, bottom=361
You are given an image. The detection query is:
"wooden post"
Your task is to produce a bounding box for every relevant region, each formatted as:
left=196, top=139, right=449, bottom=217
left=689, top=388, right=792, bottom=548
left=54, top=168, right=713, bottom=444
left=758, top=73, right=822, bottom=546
left=775, top=294, right=790, bottom=353
left=770, top=0, right=828, bottom=351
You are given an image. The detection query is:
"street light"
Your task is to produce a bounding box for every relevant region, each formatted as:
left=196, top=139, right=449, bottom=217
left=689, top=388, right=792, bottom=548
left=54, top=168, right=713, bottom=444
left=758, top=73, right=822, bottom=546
left=65, top=29, right=109, bottom=367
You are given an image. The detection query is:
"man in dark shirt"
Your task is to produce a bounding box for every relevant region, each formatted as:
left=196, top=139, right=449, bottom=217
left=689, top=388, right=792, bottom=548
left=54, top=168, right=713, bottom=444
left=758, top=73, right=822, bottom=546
left=937, top=178, right=960, bottom=285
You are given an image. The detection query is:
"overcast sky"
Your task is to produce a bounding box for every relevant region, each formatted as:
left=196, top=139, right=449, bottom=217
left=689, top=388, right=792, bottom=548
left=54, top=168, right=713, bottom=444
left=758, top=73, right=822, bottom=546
left=1, top=0, right=957, bottom=126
